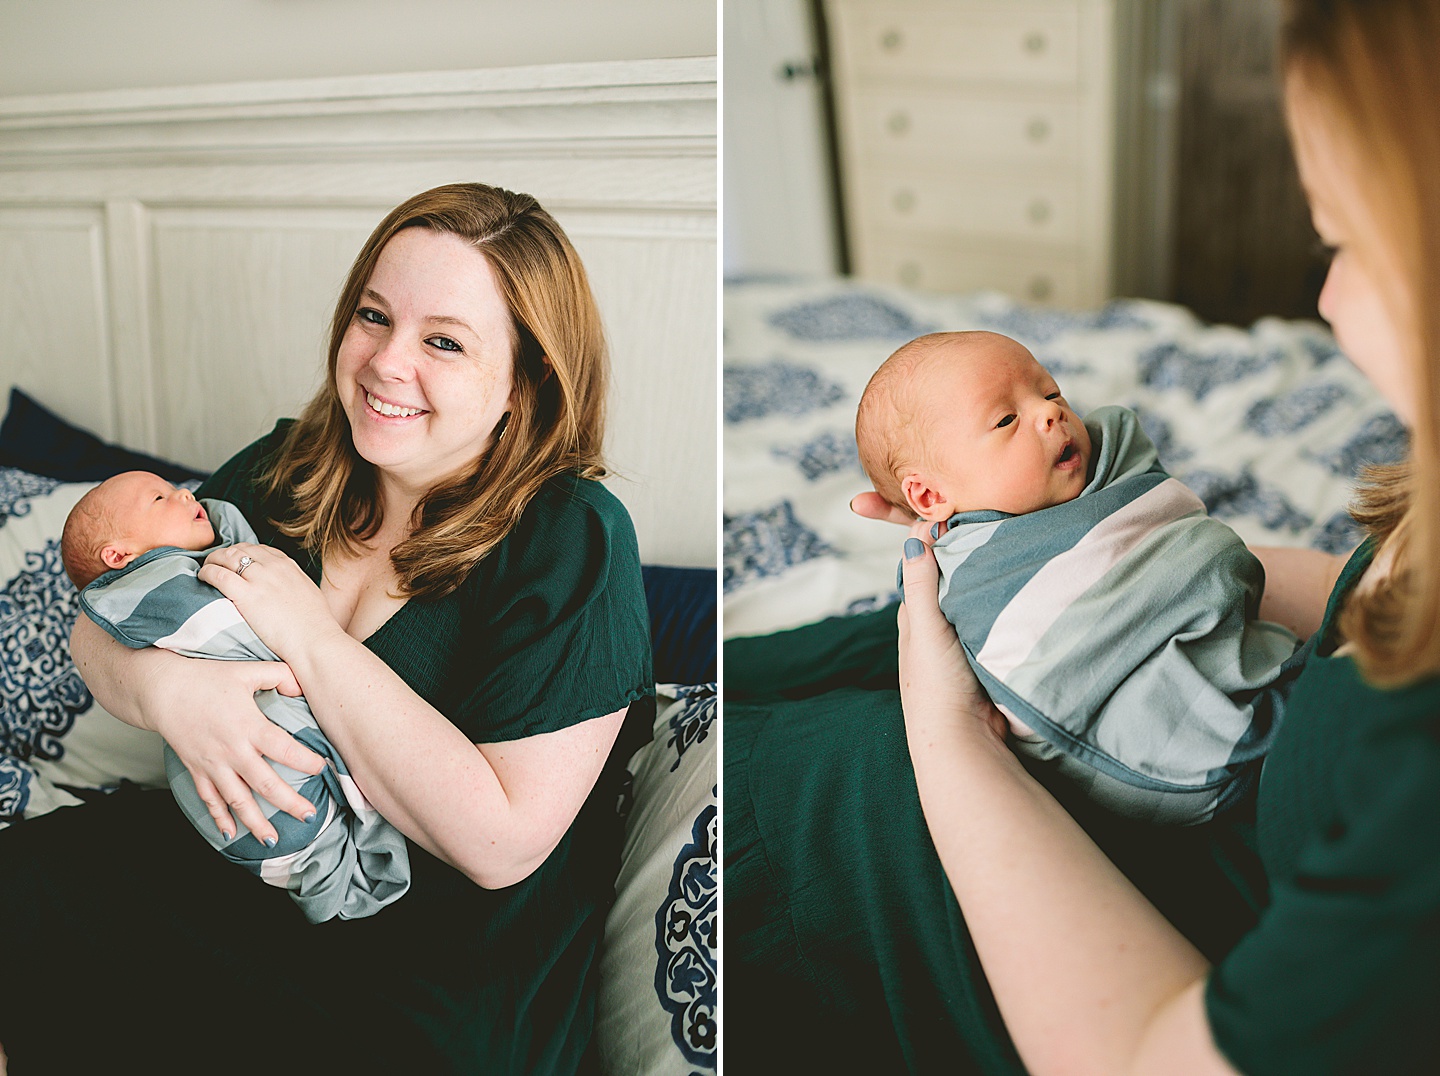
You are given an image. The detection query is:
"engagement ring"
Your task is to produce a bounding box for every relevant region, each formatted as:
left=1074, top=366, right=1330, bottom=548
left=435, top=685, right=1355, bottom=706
left=236, top=555, right=254, bottom=577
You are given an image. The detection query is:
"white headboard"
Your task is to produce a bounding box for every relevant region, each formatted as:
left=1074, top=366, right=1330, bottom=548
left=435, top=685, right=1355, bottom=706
left=0, top=57, right=716, bottom=568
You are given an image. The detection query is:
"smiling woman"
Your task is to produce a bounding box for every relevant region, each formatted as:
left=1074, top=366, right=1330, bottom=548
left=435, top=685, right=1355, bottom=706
left=0, top=183, right=656, bottom=1075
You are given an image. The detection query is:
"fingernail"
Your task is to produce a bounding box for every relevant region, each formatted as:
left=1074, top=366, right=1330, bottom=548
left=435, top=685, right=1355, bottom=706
left=930, top=522, right=941, bottom=540
left=303, top=811, right=316, bottom=823
left=904, top=537, right=924, bottom=560
left=220, top=829, right=233, bottom=842
left=264, top=835, right=278, bottom=849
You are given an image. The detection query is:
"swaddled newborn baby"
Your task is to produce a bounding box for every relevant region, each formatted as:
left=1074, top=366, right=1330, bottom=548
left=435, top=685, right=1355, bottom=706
left=856, top=331, right=1306, bottom=824
left=61, top=470, right=409, bottom=921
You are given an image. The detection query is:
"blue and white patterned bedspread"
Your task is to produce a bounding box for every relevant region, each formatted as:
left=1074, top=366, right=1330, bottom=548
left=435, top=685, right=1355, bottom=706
left=723, top=279, right=1404, bottom=639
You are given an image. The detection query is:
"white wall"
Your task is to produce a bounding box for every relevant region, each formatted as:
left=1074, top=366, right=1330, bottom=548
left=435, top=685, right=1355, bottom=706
left=0, top=0, right=715, bottom=96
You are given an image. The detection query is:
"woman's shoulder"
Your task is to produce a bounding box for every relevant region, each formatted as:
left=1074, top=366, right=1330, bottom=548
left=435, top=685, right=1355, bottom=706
left=527, top=472, right=635, bottom=529
left=509, top=473, right=641, bottom=558
left=194, top=420, right=296, bottom=504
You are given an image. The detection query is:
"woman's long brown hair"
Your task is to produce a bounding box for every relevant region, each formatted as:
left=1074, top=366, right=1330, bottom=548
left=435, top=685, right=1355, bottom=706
left=1282, top=0, right=1440, bottom=684
left=262, top=183, right=608, bottom=600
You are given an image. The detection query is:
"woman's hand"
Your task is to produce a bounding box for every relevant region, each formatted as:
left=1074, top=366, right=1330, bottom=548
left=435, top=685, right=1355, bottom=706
left=148, top=655, right=328, bottom=844
left=69, top=615, right=326, bottom=845
left=895, top=519, right=1010, bottom=743
left=199, top=543, right=345, bottom=662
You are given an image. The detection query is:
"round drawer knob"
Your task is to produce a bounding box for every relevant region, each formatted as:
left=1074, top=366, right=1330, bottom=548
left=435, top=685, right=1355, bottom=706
left=886, top=110, right=911, bottom=136
left=1025, top=117, right=1051, bottom=143
left=1026, top=199, right=1052, bottom=224
left=893, top=189, right=916, bottom=214
left=1028, top=275, right=1054, bottom=302
left=899, top=261, right=922, bottom=286
left=881, top=29, right=903, bottom=52
left=1024, top=31, right=1047, bottom=54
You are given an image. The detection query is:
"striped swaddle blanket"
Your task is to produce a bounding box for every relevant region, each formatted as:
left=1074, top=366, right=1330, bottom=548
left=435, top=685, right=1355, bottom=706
left=79, top=499, right=410, bottom=921
left=935, top=406, right=1306, bottom=824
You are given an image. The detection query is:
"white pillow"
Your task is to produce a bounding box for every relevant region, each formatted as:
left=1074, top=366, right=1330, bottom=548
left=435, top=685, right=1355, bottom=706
left=0, top=468, right=167, bottom=827
left=597, top=682, right=717, bottom=1076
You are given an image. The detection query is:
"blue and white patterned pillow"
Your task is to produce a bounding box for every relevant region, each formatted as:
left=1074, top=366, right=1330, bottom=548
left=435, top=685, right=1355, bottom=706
left=0, top=467, right=167, bottom=828
left=598, top=682, right=717, bottom=1076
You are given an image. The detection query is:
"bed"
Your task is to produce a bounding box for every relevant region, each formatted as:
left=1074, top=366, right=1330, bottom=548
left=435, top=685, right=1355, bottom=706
left=0, top=388, right=716, bottom=1076
left=721, top=274, right=1405, bottom=1069
left=724, top=276, right=1401, bottom=639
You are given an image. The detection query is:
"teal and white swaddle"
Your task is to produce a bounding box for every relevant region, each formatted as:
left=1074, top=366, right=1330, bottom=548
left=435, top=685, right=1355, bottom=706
left=933, top=405, right=1307, bottom=824
left=79, top=499, right=410, bottom=921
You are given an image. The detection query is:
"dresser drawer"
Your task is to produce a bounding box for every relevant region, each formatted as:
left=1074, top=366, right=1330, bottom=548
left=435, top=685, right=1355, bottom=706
left=863, top=238, right=1083, bottom=306
left=852, top=91, right=1080, bottom=167
left=837, top=0, right=1082, bottom=87
left=855, top=167, right=1079, bottom=245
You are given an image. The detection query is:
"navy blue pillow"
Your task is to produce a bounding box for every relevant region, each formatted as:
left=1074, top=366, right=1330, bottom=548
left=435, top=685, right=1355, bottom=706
left=641, top=565, right=718, bottom=685
left=0, top=388, right=208, bottom=483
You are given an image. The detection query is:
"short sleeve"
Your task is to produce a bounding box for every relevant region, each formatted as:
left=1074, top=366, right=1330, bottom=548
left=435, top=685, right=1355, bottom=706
left=441, top=476, right=654, bottom=744
left=1206, top=692, right=1440, bottom=1073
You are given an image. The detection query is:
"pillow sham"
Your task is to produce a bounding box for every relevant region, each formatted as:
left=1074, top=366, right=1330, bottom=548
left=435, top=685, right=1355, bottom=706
left=598, top=682, right=718, bottom=1076
left=0, top=468, right=167, bottom=826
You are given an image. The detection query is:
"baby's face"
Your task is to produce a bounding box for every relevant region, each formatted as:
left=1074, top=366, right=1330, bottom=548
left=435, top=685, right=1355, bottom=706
left=102, top=471, right=215, bottom=554
left=906, top=338, right=1091, bottom=519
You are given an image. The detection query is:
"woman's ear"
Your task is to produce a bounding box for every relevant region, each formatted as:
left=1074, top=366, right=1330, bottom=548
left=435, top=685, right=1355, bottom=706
left=901, top=473, right=955, bottom=522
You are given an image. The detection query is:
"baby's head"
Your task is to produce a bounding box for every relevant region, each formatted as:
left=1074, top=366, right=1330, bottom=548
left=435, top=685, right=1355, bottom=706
left=61, top=471, right=215, bottom=589
left=855, top=331, right=1092, bottom=521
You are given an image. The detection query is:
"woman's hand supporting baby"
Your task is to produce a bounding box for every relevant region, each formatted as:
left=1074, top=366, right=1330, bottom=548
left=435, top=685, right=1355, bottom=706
left=69, top=614, right=327, bottom=845
left=198, top=543, right=347, bottom=663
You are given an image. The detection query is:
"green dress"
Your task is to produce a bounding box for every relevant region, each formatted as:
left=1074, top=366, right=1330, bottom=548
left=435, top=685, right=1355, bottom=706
left=725, top=541, right=1439, bottom=1074
left=0, top=422, right=654, bottom=1075
left=1207, top=543, right=1440, bottom=1073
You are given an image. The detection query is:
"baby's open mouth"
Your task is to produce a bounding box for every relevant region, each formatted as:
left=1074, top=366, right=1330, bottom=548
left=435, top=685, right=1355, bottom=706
left=1058, top=444, right=1077, bottom=463
left=1055, top=441, right=1082, bottom=470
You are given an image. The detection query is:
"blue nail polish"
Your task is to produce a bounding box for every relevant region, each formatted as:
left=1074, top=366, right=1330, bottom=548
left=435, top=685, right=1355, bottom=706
left=264, top=835, right=278, bottom=849
left=220, top=830, right=233, bottom=842
left=930, top=522, right=941, bottom=540
left=304, top=812, right=316, bottom=824
left=904, top=537, right=924, bottom=560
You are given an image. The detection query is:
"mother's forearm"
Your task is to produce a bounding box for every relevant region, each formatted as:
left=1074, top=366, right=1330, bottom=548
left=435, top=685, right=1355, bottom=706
left=286, top=631, right=551, bottom=888
left=70, top=612, right=173, bottom=732
left=905, top=706, right=1232, bottom=1075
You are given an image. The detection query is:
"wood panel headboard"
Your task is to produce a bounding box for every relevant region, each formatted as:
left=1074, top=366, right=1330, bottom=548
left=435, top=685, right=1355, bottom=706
left=0, top=57, right=716, bottom=567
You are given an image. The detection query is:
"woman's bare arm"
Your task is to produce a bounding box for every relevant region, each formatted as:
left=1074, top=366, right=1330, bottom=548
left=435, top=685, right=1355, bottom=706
left=282, top=627, right=624, bottom=889
left=70, top=613, right=326, bottom=843
left=897, top=536, right=1239, bottom=1076
left=1250, top=545, right=1348, bottom=639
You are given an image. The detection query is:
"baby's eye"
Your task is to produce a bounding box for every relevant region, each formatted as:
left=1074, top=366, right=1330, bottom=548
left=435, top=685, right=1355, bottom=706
left=357, top=307, right=389, bottom=327
left=426, top=335, right=463, bottom=353
left=154, top=494, right=164, bottom=501
left=1046, top=392, right=1062, bottom=401
left=996, top=414, right=1016, bottom=429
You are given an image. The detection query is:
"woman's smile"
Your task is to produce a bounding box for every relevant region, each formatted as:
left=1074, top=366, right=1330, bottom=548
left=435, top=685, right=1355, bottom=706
left=363, top=389, right=428, bottom=421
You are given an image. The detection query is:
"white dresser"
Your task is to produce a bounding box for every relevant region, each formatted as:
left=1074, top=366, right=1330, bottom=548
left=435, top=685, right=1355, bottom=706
left=824, top=0, right=1120, bottom=308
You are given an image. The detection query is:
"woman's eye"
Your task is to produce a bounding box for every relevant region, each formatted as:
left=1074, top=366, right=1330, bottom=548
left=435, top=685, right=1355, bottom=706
left=1312, top=239, right=1339, bottom=265
left=357, top=307, right=389, bottom=326
left=996, top=414, right=1016, bottom=428
left=426, top=336, right=463, bottom=353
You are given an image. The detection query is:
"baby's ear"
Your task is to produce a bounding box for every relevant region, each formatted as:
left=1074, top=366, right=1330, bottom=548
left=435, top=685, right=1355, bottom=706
left=99, top=544, right=138, bottom=571
left=900, top=474, right=953, bottom=522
